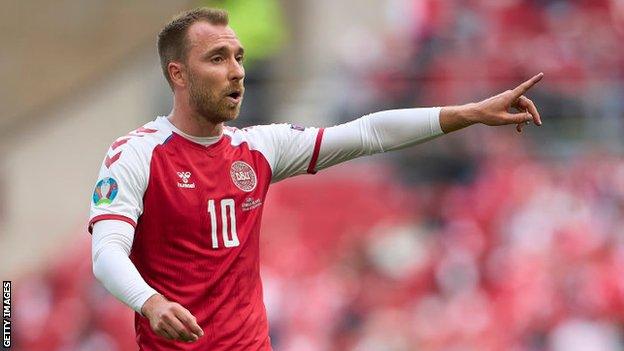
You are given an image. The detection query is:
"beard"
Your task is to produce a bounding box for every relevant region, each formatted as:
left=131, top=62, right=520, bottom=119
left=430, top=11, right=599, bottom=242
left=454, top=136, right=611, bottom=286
left=187, top=69, right=243, bottom=124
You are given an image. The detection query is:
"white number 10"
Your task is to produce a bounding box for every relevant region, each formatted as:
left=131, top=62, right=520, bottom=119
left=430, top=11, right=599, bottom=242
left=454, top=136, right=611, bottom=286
left=207, top=198, right=240, bottom=249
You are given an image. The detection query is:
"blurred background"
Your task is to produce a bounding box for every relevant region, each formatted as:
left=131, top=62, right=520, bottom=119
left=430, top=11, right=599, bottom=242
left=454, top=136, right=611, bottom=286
left=2, top=0, right=624, bottom=350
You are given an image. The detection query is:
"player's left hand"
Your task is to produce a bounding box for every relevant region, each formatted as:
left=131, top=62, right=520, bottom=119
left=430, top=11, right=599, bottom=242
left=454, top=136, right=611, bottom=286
left=474, top=72, right=543, bottom=133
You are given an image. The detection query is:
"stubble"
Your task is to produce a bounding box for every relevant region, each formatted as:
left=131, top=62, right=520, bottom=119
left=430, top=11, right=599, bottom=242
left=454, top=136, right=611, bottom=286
left=187, top=69, right=242, bottom=124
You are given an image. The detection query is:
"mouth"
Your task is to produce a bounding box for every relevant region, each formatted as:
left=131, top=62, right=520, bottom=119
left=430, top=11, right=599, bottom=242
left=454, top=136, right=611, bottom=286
left=225, top=90, right=243, bottom=104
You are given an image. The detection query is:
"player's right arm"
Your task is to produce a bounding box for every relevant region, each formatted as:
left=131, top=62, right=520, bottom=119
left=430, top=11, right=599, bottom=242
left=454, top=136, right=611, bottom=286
left=89, top=139, right=202, bottom=343
left=91, top=220, right=203, bottom=342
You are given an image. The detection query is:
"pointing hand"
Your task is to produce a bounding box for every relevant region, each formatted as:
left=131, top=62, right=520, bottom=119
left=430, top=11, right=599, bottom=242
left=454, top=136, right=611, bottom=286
left=439, top=73, right=544, bottom=134
left=474, top=72, right=544, bottom=133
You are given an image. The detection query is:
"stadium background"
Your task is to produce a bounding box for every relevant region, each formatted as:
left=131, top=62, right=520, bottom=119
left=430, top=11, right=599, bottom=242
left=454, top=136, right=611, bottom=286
left=2, top=0, right=624, bottom=350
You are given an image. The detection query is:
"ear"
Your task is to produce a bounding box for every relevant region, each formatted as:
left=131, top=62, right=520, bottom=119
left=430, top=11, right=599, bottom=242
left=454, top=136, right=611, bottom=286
left=168, top=61, right=187, bottom=88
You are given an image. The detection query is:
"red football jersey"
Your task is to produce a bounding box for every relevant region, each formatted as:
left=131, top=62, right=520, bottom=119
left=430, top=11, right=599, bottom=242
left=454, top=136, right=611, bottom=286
left=89, top=117, right=324, bottom=350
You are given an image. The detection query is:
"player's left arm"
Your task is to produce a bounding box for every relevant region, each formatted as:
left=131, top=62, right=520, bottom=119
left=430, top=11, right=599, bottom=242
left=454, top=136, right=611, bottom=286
left=249, top=73, right=542, bottom=180
left=314, top=73, right=543, bottom=170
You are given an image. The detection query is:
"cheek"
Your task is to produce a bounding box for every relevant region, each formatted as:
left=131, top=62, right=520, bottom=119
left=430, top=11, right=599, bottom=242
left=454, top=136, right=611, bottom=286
left=194, top=64, right=227, bottom=85
left=202, top=76, right=227, bottom=99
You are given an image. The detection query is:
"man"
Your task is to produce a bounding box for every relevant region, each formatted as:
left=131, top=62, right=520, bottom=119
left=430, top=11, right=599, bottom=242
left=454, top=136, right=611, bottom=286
left=89, top=7, right=543, bottom=350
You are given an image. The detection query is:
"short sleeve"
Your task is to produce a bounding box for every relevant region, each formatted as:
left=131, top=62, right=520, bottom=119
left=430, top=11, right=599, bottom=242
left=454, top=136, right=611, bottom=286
left=238, top=124, right=324, bottom=183
left=88, top=142, right=148, bottom=233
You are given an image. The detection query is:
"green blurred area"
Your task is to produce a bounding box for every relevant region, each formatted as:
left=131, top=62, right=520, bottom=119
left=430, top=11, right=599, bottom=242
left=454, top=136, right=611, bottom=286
left=202, top=0, right=287, bottom=66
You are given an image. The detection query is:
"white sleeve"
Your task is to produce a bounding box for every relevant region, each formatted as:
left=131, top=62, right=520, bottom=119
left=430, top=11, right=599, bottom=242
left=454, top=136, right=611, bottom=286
left=315, top=107, right=443, bottom=170
left=92, top=219, right=158, bottom=315
left=237, top=107, right=442, bottom=182
left=88, top=140, right=148, bottom=233
left=237, top=124, right=323, bottom=183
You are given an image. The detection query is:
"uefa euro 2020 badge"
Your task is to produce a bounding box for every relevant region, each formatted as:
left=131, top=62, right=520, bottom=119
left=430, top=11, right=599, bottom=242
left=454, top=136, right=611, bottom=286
left=93, top=177, right=119, bottom=206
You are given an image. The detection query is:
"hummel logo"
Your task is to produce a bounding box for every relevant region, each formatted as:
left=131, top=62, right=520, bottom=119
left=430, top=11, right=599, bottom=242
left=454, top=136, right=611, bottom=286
left=177, top=171, right=196, bottom=188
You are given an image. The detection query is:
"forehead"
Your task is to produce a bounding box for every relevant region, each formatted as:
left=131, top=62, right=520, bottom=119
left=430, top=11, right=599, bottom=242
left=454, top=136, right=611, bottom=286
left=186, top=21, right=242, bottom=53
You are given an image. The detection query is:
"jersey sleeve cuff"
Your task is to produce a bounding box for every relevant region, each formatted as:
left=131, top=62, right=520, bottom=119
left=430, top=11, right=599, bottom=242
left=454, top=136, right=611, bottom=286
left=430, top=107, right=444, bottom=136
left=88, top=214, right=137, bottom=234
left=133, top=290, right=160, bottom=316
left=306, top=128, right=325, bottom=174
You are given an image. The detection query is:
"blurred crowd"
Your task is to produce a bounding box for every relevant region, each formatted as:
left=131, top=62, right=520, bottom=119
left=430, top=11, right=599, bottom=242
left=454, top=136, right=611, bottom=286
left=11, top=0, right=624, bottom=350
left=336, top=0, right=624, bottom=130
left=261, top=148, right=624, bottom=351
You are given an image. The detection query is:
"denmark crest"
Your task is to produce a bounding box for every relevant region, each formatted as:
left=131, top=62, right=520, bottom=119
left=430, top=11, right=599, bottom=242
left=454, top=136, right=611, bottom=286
left=230, top=161, right=257, bottom=192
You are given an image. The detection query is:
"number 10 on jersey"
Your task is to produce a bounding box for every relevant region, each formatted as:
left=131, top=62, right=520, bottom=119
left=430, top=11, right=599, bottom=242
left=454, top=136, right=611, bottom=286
left=208, top=198, right=240, bottom=249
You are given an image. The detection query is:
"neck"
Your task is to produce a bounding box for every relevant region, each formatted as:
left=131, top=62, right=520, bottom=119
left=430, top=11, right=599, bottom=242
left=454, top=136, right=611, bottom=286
left=167, top=95, right=223, bottom=137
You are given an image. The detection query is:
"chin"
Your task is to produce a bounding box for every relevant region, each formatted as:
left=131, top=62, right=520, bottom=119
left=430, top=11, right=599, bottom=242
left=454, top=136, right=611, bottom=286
left=197, top=105, right=241, bottom=124
left=223, top=114, right=239, bottom=123
left=222, top=107, right=241, bottom=122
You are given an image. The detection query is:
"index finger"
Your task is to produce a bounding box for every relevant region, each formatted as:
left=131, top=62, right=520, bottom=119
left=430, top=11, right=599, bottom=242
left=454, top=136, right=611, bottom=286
left=174, top=308, right=204, bottom=338
left=512, top=72, right=544, bottom=97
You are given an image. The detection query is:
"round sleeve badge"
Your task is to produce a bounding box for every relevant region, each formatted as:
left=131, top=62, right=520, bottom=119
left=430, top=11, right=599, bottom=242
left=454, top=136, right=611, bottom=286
left=230, top=161, right=257, bottom=192
left=92, top=177, right=119, bottom=205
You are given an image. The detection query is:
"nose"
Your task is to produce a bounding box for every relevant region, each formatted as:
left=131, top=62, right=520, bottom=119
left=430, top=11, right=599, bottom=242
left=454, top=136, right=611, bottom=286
left=229, top=59, right=244, bottom=82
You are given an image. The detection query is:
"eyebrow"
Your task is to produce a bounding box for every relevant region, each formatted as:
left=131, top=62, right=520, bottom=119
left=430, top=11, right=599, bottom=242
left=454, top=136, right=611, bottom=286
left=203, top=45, right=245, bottom=58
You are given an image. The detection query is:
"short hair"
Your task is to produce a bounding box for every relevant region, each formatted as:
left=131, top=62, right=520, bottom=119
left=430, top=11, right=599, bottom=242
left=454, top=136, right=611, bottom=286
left=157, top=8, right=229, bottom=88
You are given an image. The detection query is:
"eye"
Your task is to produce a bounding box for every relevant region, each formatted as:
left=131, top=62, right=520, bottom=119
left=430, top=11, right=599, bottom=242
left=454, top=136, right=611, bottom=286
left=211, top=56, right=224, bottom=64
left=236, top=55, right=244, bottom=63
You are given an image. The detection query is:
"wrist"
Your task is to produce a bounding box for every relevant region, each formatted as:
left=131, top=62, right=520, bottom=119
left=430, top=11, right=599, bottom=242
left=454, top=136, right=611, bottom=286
left=458, top=103, right=481, bottom=125
left=439, top=104, right=479, bottom=133
left=141, top=293, right=165, bottom=318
